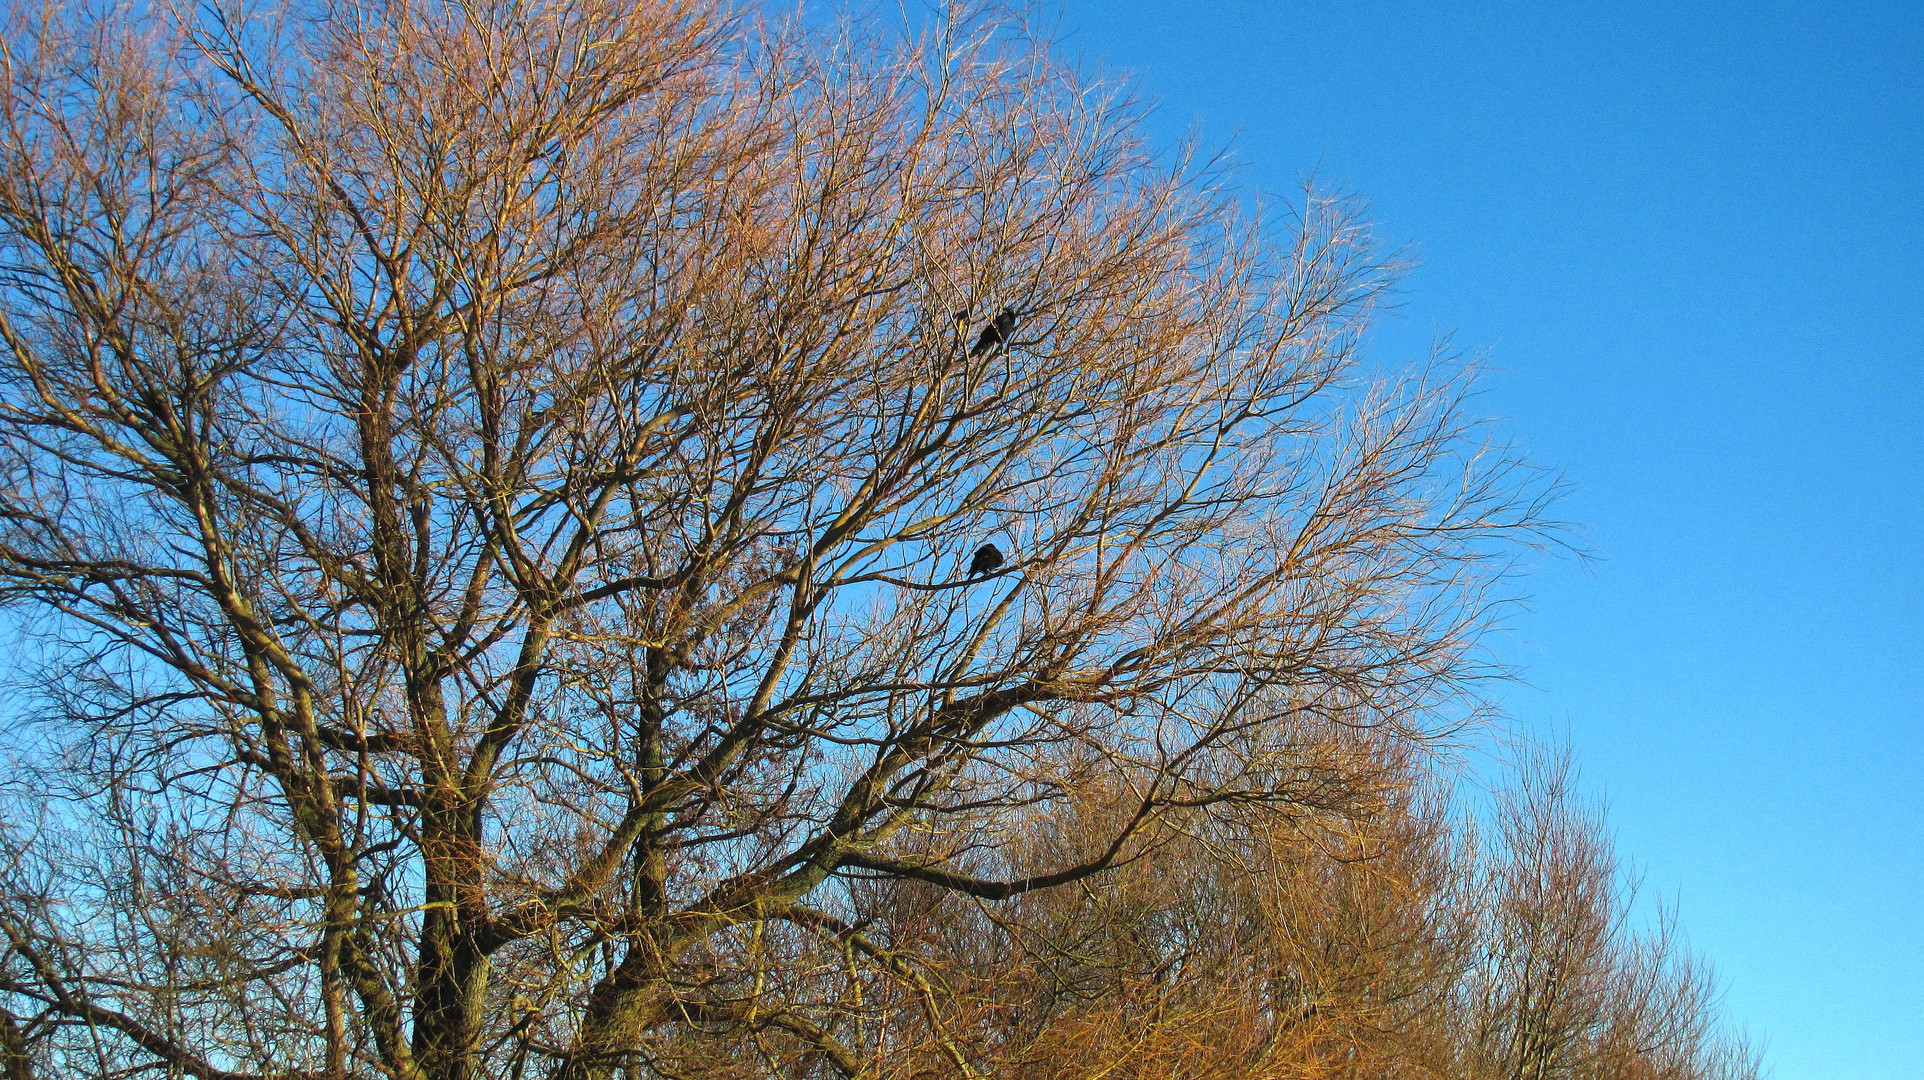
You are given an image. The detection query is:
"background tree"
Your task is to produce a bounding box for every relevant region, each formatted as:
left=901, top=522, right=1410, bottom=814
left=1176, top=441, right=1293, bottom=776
left=0, top=0, right=1565, bottom=1077
left=833, top=732, right=1761, bottom=1080
left=1458, top=746, right=1762, bottom=1080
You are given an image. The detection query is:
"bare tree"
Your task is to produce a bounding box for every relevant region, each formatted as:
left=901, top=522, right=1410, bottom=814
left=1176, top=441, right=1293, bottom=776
left=0, top=1, right=1548, bottom=1077
left=920, top=722, right=1484, bottom=1080
left=1462, top=746, right=1762, bottom=1080
left=857, top=735, right=1762, bottom=1080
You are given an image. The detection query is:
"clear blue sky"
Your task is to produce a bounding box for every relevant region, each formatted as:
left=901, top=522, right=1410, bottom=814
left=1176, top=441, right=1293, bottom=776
left=1052, top=1, right=1921, bottom=1076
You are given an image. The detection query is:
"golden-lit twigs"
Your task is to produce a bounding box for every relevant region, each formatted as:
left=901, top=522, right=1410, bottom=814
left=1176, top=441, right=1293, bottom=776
left=0, top=3, right=1759, bottom=1080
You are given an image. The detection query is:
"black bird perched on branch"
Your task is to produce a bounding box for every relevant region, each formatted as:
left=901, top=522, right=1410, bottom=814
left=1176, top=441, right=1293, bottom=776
left=970, top=307, right=1018, bottom=356
left=967, top=543, right=1004, bottom=578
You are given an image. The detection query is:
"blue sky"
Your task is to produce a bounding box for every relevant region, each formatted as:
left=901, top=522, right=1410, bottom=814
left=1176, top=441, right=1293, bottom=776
left=1051, top=0, right=1921, bottom=1075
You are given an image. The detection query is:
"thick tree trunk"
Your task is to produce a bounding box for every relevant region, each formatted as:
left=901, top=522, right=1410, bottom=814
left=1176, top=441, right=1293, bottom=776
left=413, top=793, right=493, bottom=1080
left=0, top=1008, right=29, bottom=1080
left=413, top=921, right=490, bottom=1080
left=555, top=946, right=669, bottom=1080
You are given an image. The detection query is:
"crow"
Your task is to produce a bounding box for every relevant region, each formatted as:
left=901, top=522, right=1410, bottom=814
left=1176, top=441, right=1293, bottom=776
left=967, top=543, right=1004, bottom=578
left=970, top=307, right=1018, bottom=357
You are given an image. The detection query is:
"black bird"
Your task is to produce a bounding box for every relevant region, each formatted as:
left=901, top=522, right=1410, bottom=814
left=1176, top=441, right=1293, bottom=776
left=967, top=543, right=1004, bottom=578
left=970, top=307, right=1018, bottom=356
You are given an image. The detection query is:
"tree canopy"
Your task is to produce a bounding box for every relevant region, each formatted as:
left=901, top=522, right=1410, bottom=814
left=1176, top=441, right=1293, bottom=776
left=0, top=2, right=1750, bottom=1078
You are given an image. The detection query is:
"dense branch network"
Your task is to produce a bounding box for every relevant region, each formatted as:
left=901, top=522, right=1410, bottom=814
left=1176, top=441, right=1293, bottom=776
left=0, top=2, right=1664, bottom=1080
